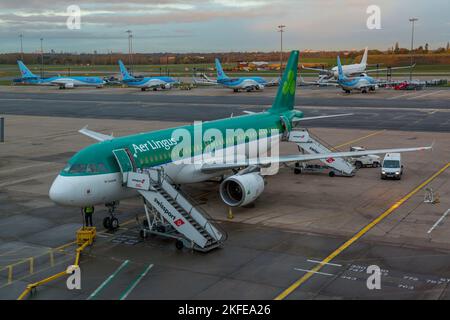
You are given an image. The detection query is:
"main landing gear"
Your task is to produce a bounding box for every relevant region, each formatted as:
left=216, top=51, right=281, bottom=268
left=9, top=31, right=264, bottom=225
left=103, top=201, right=120, bottom=231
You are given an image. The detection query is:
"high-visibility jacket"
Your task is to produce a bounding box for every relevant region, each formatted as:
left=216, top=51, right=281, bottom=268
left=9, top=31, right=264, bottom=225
left=83, top=206, right=94, bottom=214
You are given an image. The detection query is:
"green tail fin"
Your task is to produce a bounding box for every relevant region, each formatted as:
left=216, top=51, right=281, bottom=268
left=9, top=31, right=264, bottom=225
left=269, top=50, right=299, bottom=113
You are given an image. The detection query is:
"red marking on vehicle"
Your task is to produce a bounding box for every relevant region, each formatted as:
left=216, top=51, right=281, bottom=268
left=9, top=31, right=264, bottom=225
left=326, top=157, right=335, bottom=163
left=174, top=218, right=185, bottom=227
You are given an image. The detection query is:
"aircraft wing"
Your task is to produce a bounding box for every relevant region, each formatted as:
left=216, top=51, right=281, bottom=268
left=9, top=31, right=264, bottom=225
left=79, top=126, right=114, bottom=142
left=292, top=113, right=353, bottom=122
left=50, top=79, right=75, bottom=86
left=365, top=64, right=416, bottom=74
left=201, top=145, right=431, bottom=172
left=301, top=65, right=333, bottom=75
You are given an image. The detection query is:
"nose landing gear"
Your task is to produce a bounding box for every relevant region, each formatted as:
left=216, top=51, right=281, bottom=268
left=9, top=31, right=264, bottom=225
left=103, top=201, right=120, bottom=231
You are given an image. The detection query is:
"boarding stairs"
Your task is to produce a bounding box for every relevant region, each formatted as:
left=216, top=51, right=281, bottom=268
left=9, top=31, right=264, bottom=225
left=287, top=129, right=356, bottom=176
left=126, top=169, right=226, bottom=252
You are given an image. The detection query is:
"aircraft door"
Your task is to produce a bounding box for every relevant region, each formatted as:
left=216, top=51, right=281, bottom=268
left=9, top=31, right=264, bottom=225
left=112, top=148, right=136, bottom=184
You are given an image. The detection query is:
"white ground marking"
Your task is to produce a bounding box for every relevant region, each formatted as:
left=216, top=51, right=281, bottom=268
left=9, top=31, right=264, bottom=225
left=427, top=209, right=450, bottom=234
left=0, top=172, right=57, bottom=188
left=307, top=259, right=342, bottom=267
left=119, top=264, right=154, bottom=300
left=0, top=162, right=53, bottom=175
left=407, top=90, right=443, bottom=100
left=386, top=92, right=415, bottom=100
left=294, top=268, right=335, bottom=277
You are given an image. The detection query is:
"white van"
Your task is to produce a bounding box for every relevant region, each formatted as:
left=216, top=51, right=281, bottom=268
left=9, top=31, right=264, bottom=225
left=381, top=153, right=403, bottom=180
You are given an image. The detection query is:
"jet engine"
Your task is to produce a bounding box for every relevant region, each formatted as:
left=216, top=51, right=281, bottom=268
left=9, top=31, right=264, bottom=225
left=64, top=82, right=74, bottom=89
left=163, top=83, right=172, bottom=89
left=219, top=173, right=265, bottom=207
left=256, top=84, right=265, bottom=90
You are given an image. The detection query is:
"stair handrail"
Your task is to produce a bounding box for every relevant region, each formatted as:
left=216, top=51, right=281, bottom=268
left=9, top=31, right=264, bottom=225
left=161, top=172, right=228, bottom=243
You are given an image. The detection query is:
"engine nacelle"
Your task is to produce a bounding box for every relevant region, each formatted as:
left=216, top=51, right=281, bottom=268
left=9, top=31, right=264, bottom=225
left=163, top=83, right=172, bottom=89
left=256, top=84, right=265, bottom=90
left=219, top=173, right=265, bottom=207
left=64, top=82, right=74, bottom=89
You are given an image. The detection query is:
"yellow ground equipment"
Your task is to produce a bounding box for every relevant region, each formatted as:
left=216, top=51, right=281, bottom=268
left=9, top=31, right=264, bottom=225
left=17, top=227, right=96, bottom=300
left=76, top=227, right=96, bottom=245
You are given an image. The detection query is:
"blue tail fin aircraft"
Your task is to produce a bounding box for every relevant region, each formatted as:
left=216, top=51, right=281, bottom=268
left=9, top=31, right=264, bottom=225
left=336, top=56, right=378, bottom=94
left=16, top=60, right=105, bottom=89
left=214, top=58, right=268, bottom=92
left=118, top=60, right=178, bottom=91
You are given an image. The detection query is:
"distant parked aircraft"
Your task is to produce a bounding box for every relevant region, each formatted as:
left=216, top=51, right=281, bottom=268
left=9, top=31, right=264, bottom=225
left=118, top=60, right=177, bottom=91
left=16, top=60, right=105, bottom=89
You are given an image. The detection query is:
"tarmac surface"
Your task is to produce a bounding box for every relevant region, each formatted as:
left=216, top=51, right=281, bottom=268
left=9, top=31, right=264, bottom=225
left=0, top=86, right=449, bottom=132
left=0, top=85, right=449, bottom=300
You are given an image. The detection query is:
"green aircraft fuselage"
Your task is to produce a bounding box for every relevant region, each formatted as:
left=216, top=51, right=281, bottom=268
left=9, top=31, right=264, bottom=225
left=49, top=50, right=301, bottom=207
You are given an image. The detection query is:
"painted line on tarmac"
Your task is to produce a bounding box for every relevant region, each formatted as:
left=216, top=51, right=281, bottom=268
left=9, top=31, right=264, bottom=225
left=407, top=90, right=443, bottom=100
left=427, top=209, right=450, bottom=234
left=87, top=259, right=130, bottom=300
left=307, top=259, right=342, bottom=267
left=275, top=162, right=450, bottom=300
left=0, top=172, right=57, bottom=188
left=119, top=263, right=154, bottom=300
left=332, top=130, right=385, bottom=150
left=0, top=162, right=53, bottom=175
left=386, top=92, right=415, bottom=100
left=294, top=268, right=334, bottom=277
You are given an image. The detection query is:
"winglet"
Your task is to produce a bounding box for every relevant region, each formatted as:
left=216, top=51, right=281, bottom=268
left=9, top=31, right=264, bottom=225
left=79, top=125, right=114, bottom=142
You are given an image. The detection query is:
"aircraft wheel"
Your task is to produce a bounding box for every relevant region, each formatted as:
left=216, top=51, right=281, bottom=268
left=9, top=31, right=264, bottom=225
left=355, top=161, right=362, bottom=169
left=103, top=216, right=111, bottom=229
left=110, top=217, right=119, bottom=230
left=329, top=171, right=335, bottom=177
left=175, top=240, right=184, bottom=250
left=141, top=88, right=146, bottom=91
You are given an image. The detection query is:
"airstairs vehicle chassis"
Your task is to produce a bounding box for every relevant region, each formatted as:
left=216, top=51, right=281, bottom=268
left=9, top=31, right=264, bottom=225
left=287, top=128, right=356, bottom=177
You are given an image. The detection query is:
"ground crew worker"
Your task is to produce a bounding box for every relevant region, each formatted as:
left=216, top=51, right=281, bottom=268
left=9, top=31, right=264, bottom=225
left=83, top=206, right=94, bottom=227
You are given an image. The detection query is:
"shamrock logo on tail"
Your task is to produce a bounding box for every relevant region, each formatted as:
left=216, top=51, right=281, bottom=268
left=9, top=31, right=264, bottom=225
left=282, top=70, right=296, bottom=96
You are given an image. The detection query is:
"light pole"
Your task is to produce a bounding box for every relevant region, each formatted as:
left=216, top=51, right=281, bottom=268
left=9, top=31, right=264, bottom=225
left=278, top=25, right=286, bottom=78
left=40, top=37, right=44, bottom=78
left=409, top=18, right=418, bottom=81
left=19, top=34, right=24, bottom=60
left=126, top=30, right=133, bottom=74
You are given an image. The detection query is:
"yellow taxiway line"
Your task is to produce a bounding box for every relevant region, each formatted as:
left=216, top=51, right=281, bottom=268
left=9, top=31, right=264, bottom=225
left=332, top=130, right=386, bottom=150
left=275, top=162, right=450, bottom=300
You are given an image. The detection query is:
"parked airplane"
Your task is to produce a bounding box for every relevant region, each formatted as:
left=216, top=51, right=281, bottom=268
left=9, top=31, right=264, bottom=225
left=16, top=60, right=105, bottom=89
left=118, top=60, right=177, bottom=91
left=336, top=56, right=378, bottom=93
left=302, top=47, right=414, bottom=83
left=214, top=58, right=268, bottom=92
left=49, top=51, right=431, bottom=229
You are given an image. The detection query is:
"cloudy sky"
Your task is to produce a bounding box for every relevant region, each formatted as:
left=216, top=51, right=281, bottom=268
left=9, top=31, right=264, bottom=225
left=0, top=0, right=449, bottom=53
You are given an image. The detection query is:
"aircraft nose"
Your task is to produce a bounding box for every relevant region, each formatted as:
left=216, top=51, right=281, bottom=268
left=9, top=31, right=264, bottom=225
left=49, top=175, right=73, bottom=205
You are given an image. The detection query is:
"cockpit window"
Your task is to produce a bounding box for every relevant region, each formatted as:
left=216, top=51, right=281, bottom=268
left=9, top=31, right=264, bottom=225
left=62, top=163, right=109, bottom=174
left=69, top=164, right=88, bottom=173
